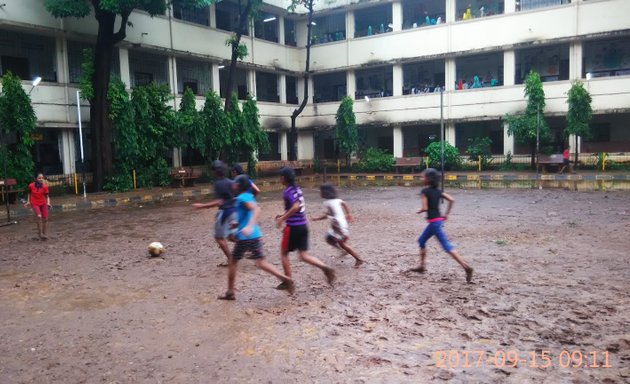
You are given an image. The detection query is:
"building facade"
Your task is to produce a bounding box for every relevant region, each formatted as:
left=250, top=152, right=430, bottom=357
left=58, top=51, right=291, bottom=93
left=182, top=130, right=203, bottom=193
left=1, top=0, right=629, bottom=174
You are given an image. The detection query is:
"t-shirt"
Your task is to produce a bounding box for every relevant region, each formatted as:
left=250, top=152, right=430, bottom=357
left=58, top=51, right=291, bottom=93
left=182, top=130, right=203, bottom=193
left=234, top=191, right=261, bottom=240
left=563, top=149, right=569, bottom=160
left=28, top=181, right=49, bottom=206
left=213, top=178, right=234, bottom=210
left=421, top=186, right=443, bottom=221
left=282, top=185, right=307, bottom=227
left=323, top=198, right=348, bottom=236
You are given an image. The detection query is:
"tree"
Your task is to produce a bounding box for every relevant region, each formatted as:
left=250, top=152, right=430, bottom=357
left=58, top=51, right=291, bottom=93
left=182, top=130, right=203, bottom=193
left=287, top=0, right=316, bottom=161
left=44, top=0, right=213, bottom=191
left=335, top=96, right=358, bottom=166
left=107, top=76, right=137, bottom=190
left=199, top=90, right=232, bottom=162
left=240, top=95, right=270, bottom=174
left=565, top=80, right=593, bottom=168
left=177, top=87, right=201, bottom=165
left=0, top=72, right=37, bottom=189
left=505, top=71, right=551, bottom=169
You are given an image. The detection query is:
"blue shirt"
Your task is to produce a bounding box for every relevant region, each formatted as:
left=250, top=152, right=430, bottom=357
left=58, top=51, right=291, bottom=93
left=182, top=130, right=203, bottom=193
left=235, top=191, right=262, bottom=240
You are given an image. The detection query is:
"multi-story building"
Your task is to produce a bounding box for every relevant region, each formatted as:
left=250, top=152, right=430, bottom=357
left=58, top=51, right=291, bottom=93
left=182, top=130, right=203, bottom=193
left=2, top=0, right=629, bottom=175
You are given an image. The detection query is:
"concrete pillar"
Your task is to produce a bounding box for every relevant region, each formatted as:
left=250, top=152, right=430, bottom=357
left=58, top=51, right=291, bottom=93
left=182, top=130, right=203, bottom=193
left=297, top=76, right=306, bottom=103
left=278, top=15, right=285, bottom=45
left=505, top=0, right=517, bottom=13
left=445, top=58, right=456, bottom=91
left=168, top=56, right=178, bottom=95
left=569, top=134, right=581, bottom=154
left=279, top=74, right=287, bottom=104
left=209, top=4, right=216, bottom=28
left=504, top=50, right=515, bottom=86
left=392, top=1, right=402, bottom=31
left=346, top=10, right=355, bottom=39
left=503, top=121, right=514, bottom=155
left=445, top=122, right=456, bottom=147
left=570, top=41, right=583, bottom=80
left=296, top=18, right=307, bottom=47
left=392, top=64, right=403, bottom=97
left=119, top=47, right=131, bottom=88
left=280, top=131, right=288, bottom=161
left=297, top=131, right=314, bottom=160
left=60, top=129, right=76, bottom=174
left=346, top=70, right=356, bottom=99
left=247, top=70, right=256, bottom=97
left=55, top=37, right=68, bottom=84
left=173, top=148, right=182, bottom=168
left=212, top=64, right=221, bottom=94
left=446, top=0, right=456, bottom=23
left=393, top=125, right=403, bottom=158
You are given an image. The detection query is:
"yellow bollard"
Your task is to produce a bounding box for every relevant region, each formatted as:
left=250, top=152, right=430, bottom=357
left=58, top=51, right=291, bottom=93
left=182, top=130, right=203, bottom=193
left=602, top=152, right=606, bottom=172
left=425, top=157, right=429, bottom=168
left=337, top=159, right=340, bottom=173
left=478, top=155, right=481, bottom=172
left=133, top=169, right=137, bottom=191
left=74, top=173, right=78, bottom=195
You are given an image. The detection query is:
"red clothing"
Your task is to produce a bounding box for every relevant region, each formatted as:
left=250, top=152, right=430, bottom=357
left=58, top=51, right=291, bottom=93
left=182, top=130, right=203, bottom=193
left=28, top=182, right=49, bottom=205
left=563, top=149, right=570, bottom=160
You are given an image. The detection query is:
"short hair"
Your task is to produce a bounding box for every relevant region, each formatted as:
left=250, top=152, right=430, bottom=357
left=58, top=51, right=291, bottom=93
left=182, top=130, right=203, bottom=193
left=424, top=168, right=440, bottom=188
left=232, top=163, right=244, bottom=175
left=234, top=174, right=250, bottom=193
left=211, top=160, right=226, bottom=177
left=279, top=167, right=296, bottom=185
left=320, top=183, right=337, bottom=199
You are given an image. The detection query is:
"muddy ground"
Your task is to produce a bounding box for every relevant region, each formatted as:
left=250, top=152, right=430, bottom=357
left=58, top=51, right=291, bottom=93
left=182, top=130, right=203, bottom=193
left=0, top=187, right=629, bottom=383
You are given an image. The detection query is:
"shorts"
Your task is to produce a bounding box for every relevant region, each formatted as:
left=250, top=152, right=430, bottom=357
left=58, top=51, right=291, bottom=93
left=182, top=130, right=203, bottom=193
left=281, top=224, right=309, bottom=252
left=326, top=233, right=348, bottom=246
left=232, top=238, right=265, bottom=260
left=214, top=209, right=237, bottom=239
left=418, top=220, right=454, bottom=252
left=32, top=204, right=49, bottom=219
left=563, top=158, right=570, bottom=166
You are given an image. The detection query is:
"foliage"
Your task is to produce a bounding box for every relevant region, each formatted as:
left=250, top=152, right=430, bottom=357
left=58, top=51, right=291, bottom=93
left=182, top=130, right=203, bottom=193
left=505, top=71, right=551, bottom=168
left=225, top=93, right=243, bottom=164
left=357, top=147, right=394, bottom=172
left=225, top=35, right=248, bottom=60
left=466, top=137, right=493, bottom=168
left=199, top=90, right=232, bottom=161
left=566, top=80, right=593, bottom=167
left=0, top=72, right=37, bottom=189
left=78, top=48, right=94, bottom=101
left=106, top=77, right=136, bottom=191
left=424, top=141, right=461, bottom=170
left=335, top=96, right=358, bottom=166
left=176, top=87, right=200, bottom=149
left=240, top=95, right=270, bottom=175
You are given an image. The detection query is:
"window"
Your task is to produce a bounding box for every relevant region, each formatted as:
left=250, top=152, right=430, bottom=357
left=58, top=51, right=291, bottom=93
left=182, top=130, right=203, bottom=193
left=311, top=13, right=345, bottom=45
left=456, top=0, right=504, bottom=20
left=128, top=51, right=168, bottom=88
left=583, top=123, right=610, bottom=143
left=313, top=71, right=346, bottom=103
left=583, top=37, right=630, bottom=79
left=255, top=71, right=279, bottom=102
left=456, top=52, right=503, bottom=89
left=285, top=19, right=297, bottom=47
left=516, top=0, right=570, bottom=12
left=254, top=13, right=279, bottom=43
left=455, top=121, right=504, bottom=154
left=219, top=66, right=248, bottom=99
left=286, top=76, right=298, bottom=104
left=172, top=0, right=209, bottom=26
left=354, top=4, right=392, bottom=38
left=176, top=58, right=212, bottom=95
left=0, top=29, right=56, bottom=82
left=216, top=1, right=249, bottom=36
left=355, top=66, right=393, bottom=99
left=402, top=59, right=445, bottom=94
left=402, top=0, right=446, bottom=30
left=515, top=44, right=569, bottom=84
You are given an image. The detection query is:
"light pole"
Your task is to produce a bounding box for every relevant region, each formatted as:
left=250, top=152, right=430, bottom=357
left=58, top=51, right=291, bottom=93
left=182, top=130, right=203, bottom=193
left=76, top=90, right=87, bottom=198
left=536, top=104, right=541, bottom=189
left=440, top=87, right=444, bottom=191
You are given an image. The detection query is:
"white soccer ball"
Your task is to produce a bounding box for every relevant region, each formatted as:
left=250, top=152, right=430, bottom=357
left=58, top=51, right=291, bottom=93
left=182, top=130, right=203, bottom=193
left=148, top=242, right=165, bottom=257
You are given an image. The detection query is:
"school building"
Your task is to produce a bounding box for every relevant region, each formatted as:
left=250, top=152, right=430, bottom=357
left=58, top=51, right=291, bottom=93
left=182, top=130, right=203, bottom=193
left=2, top=0, right=630, bottom=175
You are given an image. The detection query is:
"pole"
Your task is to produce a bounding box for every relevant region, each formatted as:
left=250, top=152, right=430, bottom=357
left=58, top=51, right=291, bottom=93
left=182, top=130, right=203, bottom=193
left=440, top=88, right=444, bottom=191
left=0, top=130, right=17, bottom=226
left=536, top=105, right=541, bottom=189
left=76, top=90, right=87, bottom=199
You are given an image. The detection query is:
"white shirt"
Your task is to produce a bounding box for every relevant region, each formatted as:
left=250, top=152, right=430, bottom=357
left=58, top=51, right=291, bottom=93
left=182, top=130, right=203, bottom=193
left=323, top=198, right=348, bottom=237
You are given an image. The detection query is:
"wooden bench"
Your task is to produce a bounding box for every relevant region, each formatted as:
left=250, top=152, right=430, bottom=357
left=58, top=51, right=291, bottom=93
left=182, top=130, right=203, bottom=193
left=0, top=178, right=18, bottom=204
left=536, top=154, right=564, bottom=173
left=395, top=157, right=422, bottom=173
left=170, top=167, right=198, bottom=187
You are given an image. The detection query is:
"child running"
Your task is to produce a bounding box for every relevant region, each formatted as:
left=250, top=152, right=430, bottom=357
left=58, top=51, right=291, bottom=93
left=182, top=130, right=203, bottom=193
left=411, top=168, right=473, bottom=283
left=312, top=184, right=365, bottom=268
left=275, top=167, right=336, bottom=288
left=231, top=163, right=261, bottom=196
left=219, top=175, right=295, bottom=300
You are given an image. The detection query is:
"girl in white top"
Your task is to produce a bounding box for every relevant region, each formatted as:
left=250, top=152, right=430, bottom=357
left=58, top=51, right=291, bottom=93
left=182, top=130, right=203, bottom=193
left=312, top=184, right=365, bottom=268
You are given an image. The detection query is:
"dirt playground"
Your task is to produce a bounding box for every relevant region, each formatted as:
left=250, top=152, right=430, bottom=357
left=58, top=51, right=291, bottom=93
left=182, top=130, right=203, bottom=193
left=0, top=187, right=628, bottom=383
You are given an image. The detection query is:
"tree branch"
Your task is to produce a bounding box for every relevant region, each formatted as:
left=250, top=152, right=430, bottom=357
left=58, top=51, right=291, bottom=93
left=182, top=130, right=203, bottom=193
left=113, top=9, right=132, bottom=44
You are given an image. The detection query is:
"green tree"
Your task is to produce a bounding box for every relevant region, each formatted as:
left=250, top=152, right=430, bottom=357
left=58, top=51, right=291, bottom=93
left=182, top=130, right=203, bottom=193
left=335, top=96, right=358, bottom=166
left=177, top=87, right=201, bottom=165
left=505, top=71, right=551, bottom=169
left=106, top=76, right=137, bottom=190
left=199, top=90, right=232, bottom=161
left=240, top=95, right=270, bottom=175
left=466, top=137, right=493, bottom=169
left=225, top=93, right=243, bottom=164
left=425, top=141, right=461, bottom=170
left=44, top=0, right=213, bottom=191
left=0, top=72, right=37, bottom=189
left=565, top=80, right=593, bottom=168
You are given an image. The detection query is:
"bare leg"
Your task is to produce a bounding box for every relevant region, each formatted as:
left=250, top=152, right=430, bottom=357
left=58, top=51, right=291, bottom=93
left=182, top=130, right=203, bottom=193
left=255, top=258, right=295, bottom=295
left=410, top=248, right=426, bottom=273
left=218, top=256, right=237, bottom=300
left=339, top=241, right=364, bottom=267
left=35, top=216, right=43, bottom=239
left=447, top=250, right=473, bottom=283
left=215, top=237, right=231, bottom=265
left=41, top=219, right=48, bottom=239
left=298, top=251, right=336, bottom=286
left=280, top=251, right=292, bottom=278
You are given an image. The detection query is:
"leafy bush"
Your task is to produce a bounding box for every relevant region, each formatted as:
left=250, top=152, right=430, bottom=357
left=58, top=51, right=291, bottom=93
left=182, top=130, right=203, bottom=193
left=424, top=141, right=461, bottom=170
left=357, top=148, right=394, bottom=172
left=466, top=137, right=493, bottom=169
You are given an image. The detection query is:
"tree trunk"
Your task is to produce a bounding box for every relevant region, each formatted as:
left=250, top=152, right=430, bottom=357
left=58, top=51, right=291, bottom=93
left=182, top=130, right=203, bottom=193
left=224, top=0, right=253, bottom=113
left=574, top=134, right=579, bottom=170
left=530, top=142, right=536, bottom=170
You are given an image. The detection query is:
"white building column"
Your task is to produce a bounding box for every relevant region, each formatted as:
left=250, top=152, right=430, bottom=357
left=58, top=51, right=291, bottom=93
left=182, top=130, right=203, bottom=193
left=393, top=125, right=403, bottom=158
left=278, top=15, right=285, bottom=45
left=346, top=10, right=355, bottom=39
left=392, top=0, right=402, bottom=31
left=247, top=70, right=256, bottom=97
left=505, top=0, right=517, bottom=13
left=503, top=121, right=514, bottom=155
left=119, top=47, right=131, bottom=88
left=504, top=50, right=515, bottom=86
left=346, top=70, right=356, bottom=99
left=55, top=37, right=68, bottom=84
left=209, top=4, right=216, bottom=28
left=445, top=58, right=456, bottom=91
left=59, top=130, right=76, bottom=174
left=299, top=76, right=314, bottom=104
left=569, top=134, right=581, bottom=154
left=446, top=0, right=456, bottom=23
left=297, top=131, right=314, bottom=160
left=168, top=56, right=178, bottom=95
left=445, top=122, right=456, bottom=147
left=570, top=41, right=584, bottom=80
left=279, top=131, right=288, bottom=161
left=392, top=64, right=403, bottom=97
left=212, top=64, right=221, bottom=94
left=279, top=74, right=287, bottom=104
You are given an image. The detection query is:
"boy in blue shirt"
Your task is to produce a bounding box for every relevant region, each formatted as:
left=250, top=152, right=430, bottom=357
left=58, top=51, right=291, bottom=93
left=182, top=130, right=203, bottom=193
left=219, top=175, right=295, bottom=300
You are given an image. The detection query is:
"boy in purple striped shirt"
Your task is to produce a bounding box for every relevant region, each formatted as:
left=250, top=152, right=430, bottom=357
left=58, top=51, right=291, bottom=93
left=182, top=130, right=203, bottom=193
left=275, top=167, right=336, bottom=289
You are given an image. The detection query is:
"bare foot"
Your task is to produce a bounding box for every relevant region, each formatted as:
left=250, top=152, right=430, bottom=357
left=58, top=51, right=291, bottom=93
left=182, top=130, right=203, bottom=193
left=275, top=281, right=289, bottom=290
left=324, top=267, right=336, bottom=287
left=218, top=292, right=235, bottom=300
left=353, top=259, right=365, bottom=268
left=285, top=280, right=296, bottom=295
left=409, top=266, right=426, bottom=273
left=217, top=262, right=229, bottom=268
left=465, top=267, right=474, bottom=283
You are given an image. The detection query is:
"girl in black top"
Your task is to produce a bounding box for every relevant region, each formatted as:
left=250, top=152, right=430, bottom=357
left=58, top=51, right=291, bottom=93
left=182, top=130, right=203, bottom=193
left=411, top=168, right=473, bottom=283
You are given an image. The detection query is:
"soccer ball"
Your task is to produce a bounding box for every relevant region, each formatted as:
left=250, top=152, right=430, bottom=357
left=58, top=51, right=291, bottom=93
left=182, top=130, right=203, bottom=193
left=148, top=242, right=165, bottom=257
